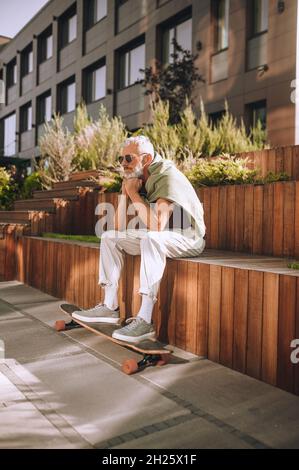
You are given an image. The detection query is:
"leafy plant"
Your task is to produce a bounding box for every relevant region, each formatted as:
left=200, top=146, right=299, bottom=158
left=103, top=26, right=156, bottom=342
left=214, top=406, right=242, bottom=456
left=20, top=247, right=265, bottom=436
left=21, top=172, right=43, bottom=199
left=185, top=155, right=289, bottom=188
left=0, top=166, right=20, bottom=209
left=139, top=38, right=204, bottom=124
left=74, top=103, right=128, bottom=171
left=37, top=114, right=77, bottom=189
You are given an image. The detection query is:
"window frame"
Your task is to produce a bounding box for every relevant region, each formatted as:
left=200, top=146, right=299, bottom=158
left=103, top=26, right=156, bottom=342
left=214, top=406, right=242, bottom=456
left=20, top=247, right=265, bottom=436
left=159, top=9, right=192, bottom=66
left=57, top=76, right=76, bottom=114
left=38, top=26, right=53, bottom=64
left=59, top=4, right=77, bottom=50
left=7, top=58, right=17, bottom=88
left=248, top=0, right=269, bottom=40
left=21, top=44, right=34, bottom=78
left=37, top=91, right=52, bottom=125
left=117, top=38, right=145, bottom=90
left=83, top=59, right=106, bottom=103
left=20, top=102, right=33, bottom=133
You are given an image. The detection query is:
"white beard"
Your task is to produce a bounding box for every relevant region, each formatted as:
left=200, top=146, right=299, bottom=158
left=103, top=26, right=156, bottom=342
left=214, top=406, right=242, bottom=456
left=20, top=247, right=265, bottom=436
left=120, top=161, right=144, bottom=179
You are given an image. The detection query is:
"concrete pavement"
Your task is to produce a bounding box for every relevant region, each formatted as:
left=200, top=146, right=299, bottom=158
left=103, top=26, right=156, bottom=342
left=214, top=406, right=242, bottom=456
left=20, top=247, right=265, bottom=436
left=0, top=280, right=299, bottom=449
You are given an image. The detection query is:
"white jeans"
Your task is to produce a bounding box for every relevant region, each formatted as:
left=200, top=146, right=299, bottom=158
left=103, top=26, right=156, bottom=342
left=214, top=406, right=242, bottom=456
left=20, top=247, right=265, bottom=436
left=99, top=229, right=205, bottom=303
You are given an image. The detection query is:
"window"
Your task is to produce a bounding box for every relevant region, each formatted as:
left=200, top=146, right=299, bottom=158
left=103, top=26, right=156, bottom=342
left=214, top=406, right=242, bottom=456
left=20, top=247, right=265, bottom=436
left=84, top=62, right=106, bottom=102
left=251, top=0, right=268, bottom=36
left=58, top=78, right=76, bottom=114
left=213, top=0, right=229, bottom=51
left=37, top=92, right=52, bottom=124
left=119, top=42, right=145, bottom=89
left=21, top=45, right=33, bottom=77
left=1, top=113, right=16, bottom=156
left=247, top=100, right=267, bottom=130
left=60, top=5, right=77, bottom=48
left=85, top=0, right=107, bottom=29
left=162, top=16, right=192, bottom=65
left=7, top=59, right=17, bottom=87
left=39, top=27, right=53, bottom=63
left=20, top=102, right=32, bottom=133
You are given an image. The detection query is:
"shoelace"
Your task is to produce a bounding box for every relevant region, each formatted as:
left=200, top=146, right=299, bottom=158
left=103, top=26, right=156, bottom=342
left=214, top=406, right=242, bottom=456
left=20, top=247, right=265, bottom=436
left=93, top=303, right=119, bottom=311
left=123, top=317, right=142, bottom=330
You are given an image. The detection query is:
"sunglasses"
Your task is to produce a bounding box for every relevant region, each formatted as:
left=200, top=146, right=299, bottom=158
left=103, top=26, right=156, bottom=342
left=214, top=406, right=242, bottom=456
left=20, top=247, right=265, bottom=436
left=117, top=153, right=147, bottom=164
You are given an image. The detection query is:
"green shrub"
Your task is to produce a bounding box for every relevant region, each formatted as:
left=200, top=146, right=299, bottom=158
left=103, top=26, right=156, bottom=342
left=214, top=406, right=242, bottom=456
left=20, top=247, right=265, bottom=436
left=185, top=156, right=257, bottom=187
left=0, top=167, right=20, bottom=210
left=185, top=155, right=289, bottom=187
left=287, top=262, right=299, bottom=270
left=21, top=172, right=43, bottom=199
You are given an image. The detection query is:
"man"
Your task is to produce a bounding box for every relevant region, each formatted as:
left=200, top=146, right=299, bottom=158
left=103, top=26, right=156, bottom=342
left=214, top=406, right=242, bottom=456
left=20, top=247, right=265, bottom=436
left=72, top=135, right=206, bottom=343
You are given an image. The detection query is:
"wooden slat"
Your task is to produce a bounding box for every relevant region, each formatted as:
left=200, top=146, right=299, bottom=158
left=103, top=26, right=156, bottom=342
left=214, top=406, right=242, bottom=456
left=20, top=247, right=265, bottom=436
left=233, top=268, right=248, bottom=373
left=283, top=146, right=293, bottom=176
left=218, top=186, right=227, bottom=249
left=4, top=228, right=16, bottom=281
left=253, top=185, right=263, bottom=254
left=226, top=185, right=236, bottom=250
left=220, top=266, right=235, bottom=368
left=275, top=147, right=284, bottom=173
left=246, top=270, right=264, bottom=380
left=185, top=261, right=199, bottom=353
left=262, top=183, right=274, bottom=255
left=295, top=182, right=299, bottom=259
left=210, top=186, right=219, bottom=248
left=124, top=254, right=135, bottom=318
left=167, top=259, right=178, bottom=346
left=261, top=272, right=279, bottom=386
left=174, top=260, right=188, bottom=351
left=273, top=182, right=284, bottom=256
left=131, top=256, right=141, bottom=315
left=243, top=184, right=254, bottom=253
left=208, top=265, right=222, bottom=362
left=155, top=261, right=169, bottom=342
left=234, top=185, right=244, bottom=252
left=196, top=263, right=210, bottom=357
left=292, top=145, right=299, bottom=180
left=277, top=275, right=296, bottom=393
left=203, top=188, right=211, bottom=247
left=283, top=182, right=295, bottom=257
left=267, top=148, right=277, bottom=174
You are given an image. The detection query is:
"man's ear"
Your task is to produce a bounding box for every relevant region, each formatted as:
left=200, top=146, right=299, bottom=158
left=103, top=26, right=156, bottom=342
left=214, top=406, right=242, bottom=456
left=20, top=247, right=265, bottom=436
left=143, top=154, right=153, bottom=165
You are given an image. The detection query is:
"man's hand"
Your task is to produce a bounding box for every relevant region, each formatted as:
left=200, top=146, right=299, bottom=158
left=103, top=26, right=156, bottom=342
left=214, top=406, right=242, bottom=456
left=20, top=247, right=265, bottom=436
left=123, top=177, right=142, bottom=197
left=121, top=180, right=128, bottom=195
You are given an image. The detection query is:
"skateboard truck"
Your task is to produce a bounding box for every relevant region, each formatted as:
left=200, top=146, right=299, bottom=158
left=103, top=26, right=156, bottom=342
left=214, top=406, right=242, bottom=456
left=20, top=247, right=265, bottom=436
left=55, top=319, right=82, bottom=331
left=122, top=353, right=171, bottom=375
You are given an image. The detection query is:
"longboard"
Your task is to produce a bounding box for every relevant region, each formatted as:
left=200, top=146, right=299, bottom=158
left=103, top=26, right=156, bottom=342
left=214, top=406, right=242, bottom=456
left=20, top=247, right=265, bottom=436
left=56, top=303, right=173, bottom=375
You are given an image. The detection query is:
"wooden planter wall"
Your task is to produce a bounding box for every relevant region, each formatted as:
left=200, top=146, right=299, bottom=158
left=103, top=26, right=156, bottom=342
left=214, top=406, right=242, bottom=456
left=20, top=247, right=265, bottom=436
left=13, top=236, right=299, bottom=397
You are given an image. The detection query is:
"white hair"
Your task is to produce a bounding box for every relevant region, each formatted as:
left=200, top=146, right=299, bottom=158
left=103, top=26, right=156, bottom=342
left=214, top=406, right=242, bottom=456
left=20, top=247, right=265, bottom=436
left=122, top=135, right=155, bottom=157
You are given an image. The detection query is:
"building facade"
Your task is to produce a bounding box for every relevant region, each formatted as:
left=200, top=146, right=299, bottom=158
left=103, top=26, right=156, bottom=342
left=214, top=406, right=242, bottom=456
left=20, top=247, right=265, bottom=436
left=0, top=0, right=297, bottom=165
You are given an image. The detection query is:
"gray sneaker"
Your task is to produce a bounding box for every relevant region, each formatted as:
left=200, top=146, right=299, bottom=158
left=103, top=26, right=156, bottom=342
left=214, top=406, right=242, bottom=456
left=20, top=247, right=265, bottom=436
left=112, top=317, right=155, bottom=343
left=72, top=303, right=120, bottom=324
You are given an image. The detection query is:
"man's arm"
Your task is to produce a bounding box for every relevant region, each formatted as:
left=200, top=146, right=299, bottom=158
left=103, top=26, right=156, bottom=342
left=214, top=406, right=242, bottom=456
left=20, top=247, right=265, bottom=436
left=113, top=181, right=128, bottom=231
left=128, top=193, right=173, bottom=231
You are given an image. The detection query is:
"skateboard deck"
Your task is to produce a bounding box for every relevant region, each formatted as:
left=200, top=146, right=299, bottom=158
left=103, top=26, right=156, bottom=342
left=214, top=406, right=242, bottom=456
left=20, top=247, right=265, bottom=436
left=56, top=303, right=173, bottom=374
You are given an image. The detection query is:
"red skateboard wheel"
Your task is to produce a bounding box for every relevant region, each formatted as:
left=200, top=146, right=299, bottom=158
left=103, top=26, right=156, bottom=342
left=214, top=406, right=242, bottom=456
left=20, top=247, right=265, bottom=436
left=55, top=320, right=66, bottom=332
left=122, top=359, right=139, bottom=375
